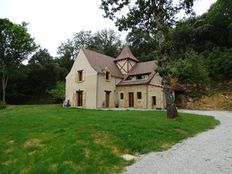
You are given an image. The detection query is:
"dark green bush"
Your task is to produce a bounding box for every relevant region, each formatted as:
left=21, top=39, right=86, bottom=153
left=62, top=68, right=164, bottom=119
left=0, top=101, right=7, bottom=109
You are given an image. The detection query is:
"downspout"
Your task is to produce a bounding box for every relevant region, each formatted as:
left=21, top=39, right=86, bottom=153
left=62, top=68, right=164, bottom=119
left=96, top=73, right=99, bottom=109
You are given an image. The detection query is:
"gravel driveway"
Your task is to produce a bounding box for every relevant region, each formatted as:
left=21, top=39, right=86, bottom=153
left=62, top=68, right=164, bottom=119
left=122, top=110, right=232, bottom=174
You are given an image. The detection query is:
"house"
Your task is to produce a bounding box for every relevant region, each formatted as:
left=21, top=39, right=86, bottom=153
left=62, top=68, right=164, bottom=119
left=65, top=45, right=165, bottom=109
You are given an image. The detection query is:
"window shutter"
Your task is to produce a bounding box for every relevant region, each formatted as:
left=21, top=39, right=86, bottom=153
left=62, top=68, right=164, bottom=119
left=75, top=73, right=78, bottom=83
left=73, top=92, right=77, bottom=107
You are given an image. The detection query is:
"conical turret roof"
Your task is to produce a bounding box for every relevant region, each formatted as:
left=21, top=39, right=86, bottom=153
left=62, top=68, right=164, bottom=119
left=114, top=45, right=139, bottom=62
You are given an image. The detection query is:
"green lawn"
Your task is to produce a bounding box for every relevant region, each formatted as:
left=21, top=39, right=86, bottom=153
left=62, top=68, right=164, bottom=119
left=0, top=105, right=219, bottom=174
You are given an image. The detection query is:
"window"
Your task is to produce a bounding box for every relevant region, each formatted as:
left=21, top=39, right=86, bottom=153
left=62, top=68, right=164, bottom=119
left=120, top=93, right=124, bottom=100
left=126, top=76, right=133, bottom=80
left=136, top=75, right=145, bottom=80
left=78, top=70, right=83, bottom=82
left=137, top=92, right=142, bottom=99
left=152, top=96, right=156, bottom=105
left=106, top=71, right=110, bottom=80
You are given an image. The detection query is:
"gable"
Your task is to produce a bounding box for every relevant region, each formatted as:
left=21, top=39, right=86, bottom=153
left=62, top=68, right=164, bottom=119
left=66, top=49, right=97, bottom=79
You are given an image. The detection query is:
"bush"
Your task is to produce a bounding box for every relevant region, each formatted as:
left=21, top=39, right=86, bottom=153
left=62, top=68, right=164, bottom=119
left=0, top=101, right=7, bottom=109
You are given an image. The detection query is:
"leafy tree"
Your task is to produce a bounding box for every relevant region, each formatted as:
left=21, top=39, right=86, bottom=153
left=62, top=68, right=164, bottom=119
left=171, top=51, right=209, bottom=85
left=100, top=0, right=196, bottom=118
left=126, top=28, right=158, bottom=62
left=0, top=18, right=37, bottom=102
left=90, top=29, right=122, bottom=57
left=27, top=49, right=65, bottom=102
left=57, top=31, right=93, bottom=61
left=207, top=48, right=232, bottom=80
left=48, top=81, right=65, bottom=103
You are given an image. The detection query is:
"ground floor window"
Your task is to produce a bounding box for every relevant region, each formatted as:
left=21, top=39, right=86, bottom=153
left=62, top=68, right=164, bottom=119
left=137, top=92, right=142, bottom=99
left=152, top=96, right=156, bottom=105
left=120, top=93, right=124, bottom=100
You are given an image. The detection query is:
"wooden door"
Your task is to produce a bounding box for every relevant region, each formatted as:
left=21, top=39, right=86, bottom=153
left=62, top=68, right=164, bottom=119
left=77, top=91, right=83, bottom=106
left=128, top=92, right=134, bottom=107
left=105, top=91, right=110, bottom=108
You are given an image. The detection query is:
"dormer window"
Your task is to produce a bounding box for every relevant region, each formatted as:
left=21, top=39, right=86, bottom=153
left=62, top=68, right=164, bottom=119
left=77, top=70, right=83, bottom=82
left=136, top=75, right=145, bottom=80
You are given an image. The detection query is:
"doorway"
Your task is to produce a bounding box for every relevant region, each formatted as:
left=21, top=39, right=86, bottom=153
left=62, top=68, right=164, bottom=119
left=105, top=91, right=111, bottom=107
left=128, top=92, right=134, bottom=107
left=77, top=91, right=83, bottom=107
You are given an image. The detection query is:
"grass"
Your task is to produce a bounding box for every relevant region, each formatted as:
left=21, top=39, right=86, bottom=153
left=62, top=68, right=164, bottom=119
left=0, top=105, right=219, bottom=174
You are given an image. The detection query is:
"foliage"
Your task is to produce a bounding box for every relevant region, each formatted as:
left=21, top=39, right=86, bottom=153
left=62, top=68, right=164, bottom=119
left=48, top=81, right=65, bottom=103
left=57, top=31, right=93, bottom=61
left=207, top=48, right=232, bottom=80
left=0, top=105, right=219, bottom=173
left=90, top=29, right=122, bottom=57
left=0, top=18, right=37, bottom=101
left=0, top=101, right=6, bottom=109
left=126, top=28, right=158, bottom=62
left=171, top=51, right=209, bottom=84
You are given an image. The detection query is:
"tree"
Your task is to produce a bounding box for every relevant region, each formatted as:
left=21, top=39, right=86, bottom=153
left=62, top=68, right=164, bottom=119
left=0, top=18, right=37, bottom=102
left=48, top=81, right=65, bottom=103
left=207, top=48, right=232, bottom=80
left=171, top=50, right=209, bottom=85
left=57, top=31, right=93, bottom=61
left=126, top=28, right=158, bottom=62
left=90, top=29, right=122, bottom=57
left=27, top=49, right=65, bottom=103
left=100, top=0, right=196, bottom=118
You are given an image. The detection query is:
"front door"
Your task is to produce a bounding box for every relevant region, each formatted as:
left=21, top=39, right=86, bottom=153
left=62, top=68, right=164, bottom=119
left=105, top=91, right=111, bottom=107
left=77, top=91, right=83, bottom=107
left=128, top=92, right=134, bottom=107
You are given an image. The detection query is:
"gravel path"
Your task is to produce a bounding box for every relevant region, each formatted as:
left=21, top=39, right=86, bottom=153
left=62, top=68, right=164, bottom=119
left=122, top=110, right=232, bottom=174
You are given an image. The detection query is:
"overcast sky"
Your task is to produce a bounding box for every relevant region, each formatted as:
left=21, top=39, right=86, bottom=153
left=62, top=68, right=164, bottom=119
left=0, top=0, right=217, bottom=56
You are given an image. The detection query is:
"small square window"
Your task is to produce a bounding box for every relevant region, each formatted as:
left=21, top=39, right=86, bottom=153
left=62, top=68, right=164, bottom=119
left=137, top=92, right=142, bottom=99
left=120, top=93, right=124, bottom=100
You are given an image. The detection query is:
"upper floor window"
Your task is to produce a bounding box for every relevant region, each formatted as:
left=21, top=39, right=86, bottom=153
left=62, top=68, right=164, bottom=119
left=77, top=70, right=83, bottom=82
left=137, top=92, right=142, bottom=99
left=105, top=71, right=111, bottom=81
left=136, top=75, right=145, bottom=80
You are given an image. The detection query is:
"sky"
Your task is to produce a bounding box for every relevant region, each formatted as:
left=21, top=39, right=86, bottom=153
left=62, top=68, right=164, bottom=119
left=0, top=0, right=217, bottom=57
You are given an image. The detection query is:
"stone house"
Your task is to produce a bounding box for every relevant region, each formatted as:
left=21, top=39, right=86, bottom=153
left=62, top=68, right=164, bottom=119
left=65, top=45, right=165, bottom=109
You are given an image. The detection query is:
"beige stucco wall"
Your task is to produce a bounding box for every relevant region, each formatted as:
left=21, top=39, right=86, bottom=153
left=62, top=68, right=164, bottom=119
left=65, top=49, right=97, bottom=109
left=150, top=72, right=162, bottom=85
left=148, top=72, right=166, bottom=109
left=97, top=74, right=122, bottom=108
left=147, top=85, right=165, bottom=109
left=116, top=85, right=148, bottom=108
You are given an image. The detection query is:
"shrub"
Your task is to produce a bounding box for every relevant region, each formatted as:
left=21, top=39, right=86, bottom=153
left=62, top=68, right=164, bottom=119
left=0, top=101, right=7, bottom=109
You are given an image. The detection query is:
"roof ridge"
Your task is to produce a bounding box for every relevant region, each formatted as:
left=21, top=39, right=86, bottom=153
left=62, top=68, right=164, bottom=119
left=82, top=48, right=115, bottom=60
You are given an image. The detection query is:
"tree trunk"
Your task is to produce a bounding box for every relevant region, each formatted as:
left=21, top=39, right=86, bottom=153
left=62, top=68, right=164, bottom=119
left=158, top=54, right=178, bottom=119
left=155, top=9, right=178, bottom=119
